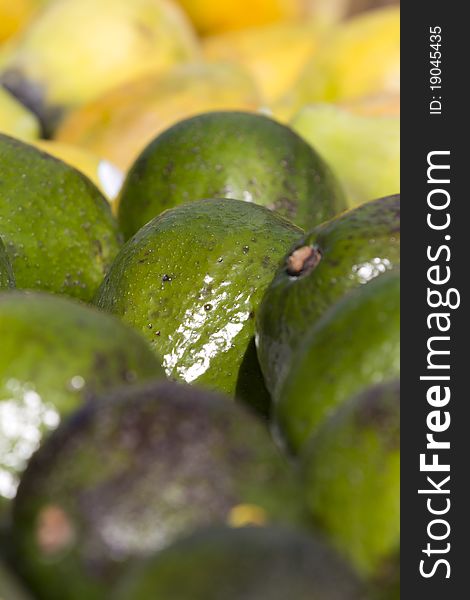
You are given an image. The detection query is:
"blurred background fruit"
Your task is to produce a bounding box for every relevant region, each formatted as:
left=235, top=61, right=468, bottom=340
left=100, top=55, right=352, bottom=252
left=175, top=0, right=305, bottom=35
left=274, top=6, right=399, bottom=121
left=291, top=103, right=399, bottom=207
left=0, top=0, right=199, bottom=135
left=55, top=62, right=260, bottom=171
left=0, top=0, right=46, bottom=43
left=0, top=86, right=39, bottom=141
left=202, top=20, right=322, bottom=105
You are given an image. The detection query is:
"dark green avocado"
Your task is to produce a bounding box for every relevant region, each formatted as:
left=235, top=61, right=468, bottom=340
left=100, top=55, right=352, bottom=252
left=256, top=194, right=400, bottom=397
left=95, top=198, right=302, bottom=405
left=0, top=134, right=122, bottom=301
left=0, top=291, right=164, bottom=508
left=302, top=379, right=400, bottom=578
left=117, top=111, right=346, bottom=239
left=0, top=237, right=15, bottom=289
left=12, top=380, right=303, bottom=600
left=114, top=525, right=365, bottom=600
left=0, top=559, right=33, bottom=600
left=275, top=269, right=400, bottom=454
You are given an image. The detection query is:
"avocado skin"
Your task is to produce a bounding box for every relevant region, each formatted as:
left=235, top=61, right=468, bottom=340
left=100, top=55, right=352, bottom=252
left=117, top=111, right=346, bottom=239
left=0, top=559, right=33, bottom=600
left=0, top=291, right=164, bottom=507
left=301, top=379, right=400, bottom=578
left=12, top=380, right=303, bottom=600
left=0, top=134, right=122, bottom=301
left=114, top=525, right=365, bottom=600
left=256, top=194, right=400, bottom=397
left=275, top=269, right=400, bottom=454
left=95, top=198, right=302, bottom=400
left=0, top=237, right=15, bottom=289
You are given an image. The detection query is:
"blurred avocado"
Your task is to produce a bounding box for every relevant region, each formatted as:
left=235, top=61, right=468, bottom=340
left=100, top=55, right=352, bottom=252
left=117, top=111, right=345, bottom=238
left=115, top=525, right=365, bottom=600
left=12, top=380, right=304, bottom=600
left=0, top=134, right=121, bottom=301
left=0, top=291, right=164, bottom=508
left=275, top=269, right=400, bottom=453
left=95, top=198, right=302, bottom=408
left=0, top=237, right=15, bottom=289
left=0, top=559, right=33, bottom=600
left=291, top=103, right=400, bottom=207
left=0, top=86, right=39, bottom=141
left=302, top=379, right=400, bottom=577
left=0, top=0, right=199, bottom=134
left=256, top=195, right=400, bottom=397
left=55, top=62, right=261, bottom=172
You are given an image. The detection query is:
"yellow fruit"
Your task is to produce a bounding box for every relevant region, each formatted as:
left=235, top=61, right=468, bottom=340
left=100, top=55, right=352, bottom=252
left=0, top=85, right=39, bottom=140
left=56, top=61, right=260, bottom=171
left=203, top=19, right=322, bottom=104
left=340, top=91, right=400, bottom=117
left=176, top=0, right=305, bottom=35
left=33, top=140, right=124, bottom=205
left=0, top=0, right=45, bottom=42
left=280, top=6, right=399, bottom=118
left=0, top=0, right=199, bottom=132
left=291, top=103, right=399, bottom=207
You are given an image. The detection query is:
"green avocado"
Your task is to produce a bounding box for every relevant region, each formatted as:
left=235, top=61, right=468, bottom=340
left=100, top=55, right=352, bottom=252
left=114, top=525, right=365, bottom=600
left=0, top=237, right=15, bottom=289
left=117, top=111, right=346, bottom=239
left=95, top=198, right=302, bottom=406
left=256, top=194, right=400, bottom=397
left=0, top=134, right=121, bottom=301
left=302, top=379, right=400, bottom=578
left=275, top=269, right=400, bottom=454
left=0, top=291, right=164, bottom=508
left=12, top=380, right=304, bottom=600
left=0, top=559, right=33, bottom=600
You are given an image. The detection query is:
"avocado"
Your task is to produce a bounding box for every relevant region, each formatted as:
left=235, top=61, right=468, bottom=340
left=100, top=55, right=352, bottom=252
left=95, top=198, right=302, bottom=405
left=0, top=559, right=33, bottom=600
left=12, top=380, right=303, bottom=600
left=117, top=111, right=346, bottom=239
left=0, top=134, right=121, bottom=301
left=0, top=237, right=14, bottom=289
left=302, top=379, right=400, bottom=577
left=0, top=291, right=164, bottom=507
left=114, top=525, right=365, bottom=600
left=275, top=269, right=400, bottom=453
left=256, top=194, right=399, bottom=397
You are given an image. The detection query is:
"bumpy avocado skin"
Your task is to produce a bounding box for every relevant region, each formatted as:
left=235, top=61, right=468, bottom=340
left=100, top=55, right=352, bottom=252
left=95, top=198, right=302, bottom=401
left=12, top=381, right=303, bottom=600
left=276, top=269, right=400, bottom=454
left=114, top=525, right=365, bottom=600
left=0, top=134, right=121, bottom=301
left=0, top=237, right=15, bottom=289
left=0, top=291, right=164, bottom=507
left=256, top=194, right=400, bottom=397
left=117, top=111, right=346, bottom=239
left=302, top=380, right=400, bottom=579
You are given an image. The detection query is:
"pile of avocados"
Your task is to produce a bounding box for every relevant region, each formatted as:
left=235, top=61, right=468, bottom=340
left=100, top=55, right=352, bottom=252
left=0, top=108, right=400, bottom=600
